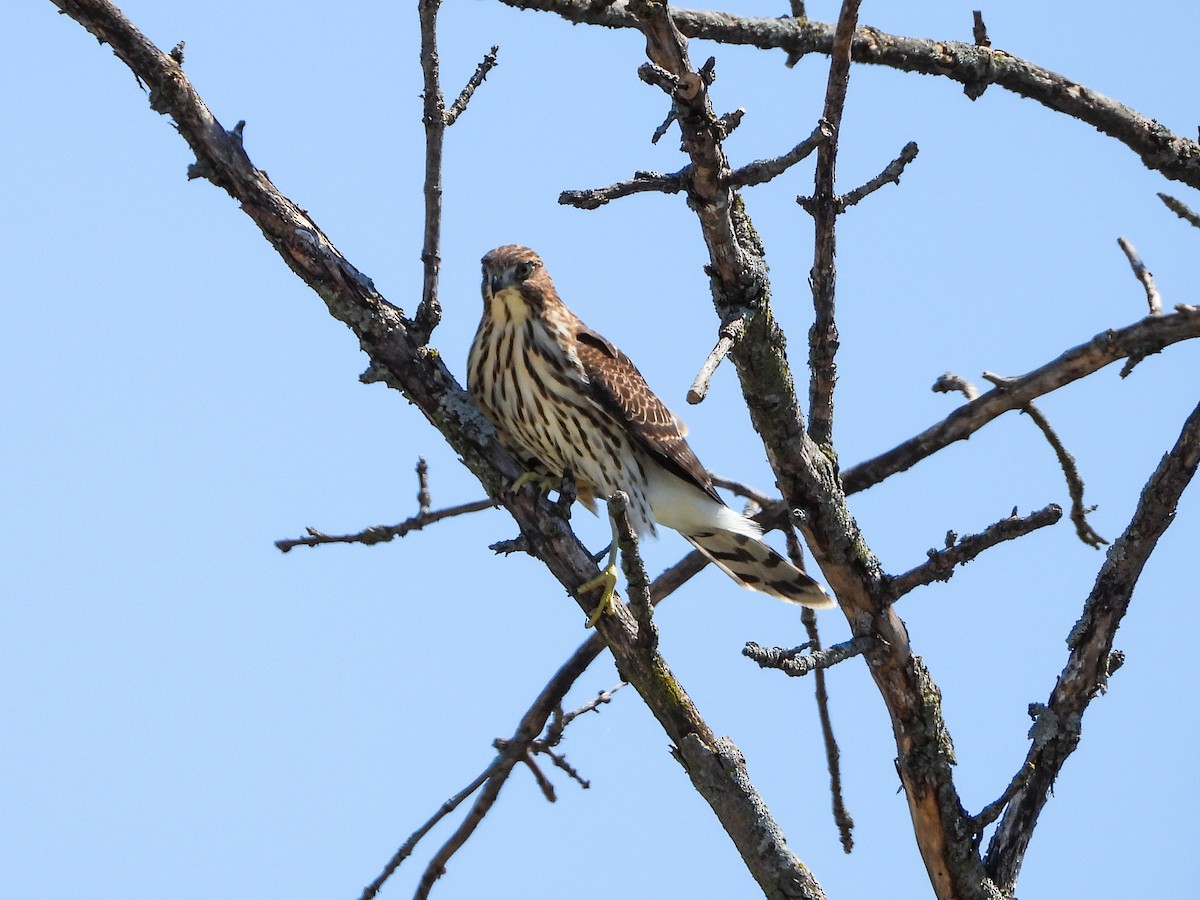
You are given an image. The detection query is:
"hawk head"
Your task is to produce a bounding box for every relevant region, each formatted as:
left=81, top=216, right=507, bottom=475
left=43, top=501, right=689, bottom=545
left=481, top=245, right=556, bottom=315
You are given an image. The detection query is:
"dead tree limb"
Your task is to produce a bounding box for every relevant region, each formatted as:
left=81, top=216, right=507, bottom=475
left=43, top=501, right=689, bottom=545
left=985, top=399, right=1200, bottom=892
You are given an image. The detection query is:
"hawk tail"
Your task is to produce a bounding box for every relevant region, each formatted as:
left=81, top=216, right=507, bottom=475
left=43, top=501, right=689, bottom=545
left=684, top=529, right=835, bottom=609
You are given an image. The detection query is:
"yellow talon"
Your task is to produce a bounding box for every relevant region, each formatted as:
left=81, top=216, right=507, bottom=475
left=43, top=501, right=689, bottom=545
left=507, top=470, right=553, bottom=494
left=579, top=563, right=619, bottom=628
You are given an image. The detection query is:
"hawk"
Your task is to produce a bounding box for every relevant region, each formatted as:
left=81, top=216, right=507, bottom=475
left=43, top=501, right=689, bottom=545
left=468, top=245, right=833, bottom=622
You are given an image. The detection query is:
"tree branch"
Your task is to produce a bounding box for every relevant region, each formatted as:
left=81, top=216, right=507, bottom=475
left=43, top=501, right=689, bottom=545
left=804, top=0, right=861, bottom=449
left=887, top=504, right=1063, bottom=600
left=620, top=4, right=990, bottom=897
left=274, top=497, right=495, bottom=552
left=985, top=399, right=1200, bottom=893
left=496, top=1, right=1200, bottom=190
left=559, top=168, right=687, bottom=210
left=1157, top=192, right=1200, bottom=228
left=841, top=308, right=1200, bottom=495
left=687, top=309, right=752, bottom=404
left=937, top=371, right=1107, bottom=549
left=1116, top=236, right=1164, bottom=316
left=414, top=0, right=445, bottom=342
left=445, top=44, right=500, bottom=126
left=743, top=635, right=875, bottom=676
left=47, top=6, right=823, bottom=898
left=801, top=606, right=855, bottom=854
left=364, top=536, right=706, bottom=898
left=836, top=141, right=920, bottom=210
left=724, top=120, right=831, bottom=188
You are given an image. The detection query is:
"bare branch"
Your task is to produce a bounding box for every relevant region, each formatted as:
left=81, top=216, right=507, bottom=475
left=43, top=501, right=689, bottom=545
left=837, top=141, right=920, bottom=210
left=416, top=456, right=432, bottom=516
left=985, top=400, right=1200, bottom=892
left=791, top=525, right=854, bottom=854
left=887, top=504, right=1063, bottom=600
left=45, top=11, right=834, bottom=897
left=1023, top=404, right=1107, bottom=547
left=414, top=0, right=446, bottom=342
left=710, top=473, right=775, bottom=509
left=560, top=684, right=623, bottom=729
left=444, top=44, right=500, bottom=126
left=496, top=1, right=1200, bottom=190
left=274, top=497, right=495, bottom=552
left=971, top=764, right=1034, bottom=833
left=1116, top=237, right=1164, bottom=316
left=559, top=169, right=687, bottom=210
left=687, top=309, right=752, bottom=404
left=805, top=0, right=862, bottom=449
left=842, top=308, right=1200, bottom=495
left=743, top=635, right=875, bottom=677
left=725, top=120, right=831, bottom=188
left=1158, top=192, right=1200, bottom=228
left=359, top=765, right=492, bottom=900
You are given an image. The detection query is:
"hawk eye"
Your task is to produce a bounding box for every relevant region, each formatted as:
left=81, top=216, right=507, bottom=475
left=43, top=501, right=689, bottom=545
left=515, top=261, right=535, bottom=280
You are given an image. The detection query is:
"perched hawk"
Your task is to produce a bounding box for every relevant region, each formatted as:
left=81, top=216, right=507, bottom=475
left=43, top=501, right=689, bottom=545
left=468, top=245, right=833, bottom=621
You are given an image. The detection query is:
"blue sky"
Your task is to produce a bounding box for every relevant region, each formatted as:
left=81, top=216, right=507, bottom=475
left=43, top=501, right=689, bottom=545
left=4, top=1, right=1198, bottom=898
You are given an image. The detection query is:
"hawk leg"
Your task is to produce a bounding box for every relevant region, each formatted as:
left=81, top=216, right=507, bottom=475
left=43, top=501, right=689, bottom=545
left=580, top=518, right=621, bottom=627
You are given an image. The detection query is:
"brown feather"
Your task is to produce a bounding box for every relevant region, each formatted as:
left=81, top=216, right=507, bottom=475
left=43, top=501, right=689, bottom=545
left=572, top=326, right=721, bottom=505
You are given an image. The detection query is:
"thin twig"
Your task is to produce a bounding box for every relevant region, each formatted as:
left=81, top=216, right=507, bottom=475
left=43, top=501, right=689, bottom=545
left=444, top=45, right=500, bottom=126
left=358, top=765, right=492, bottom=900
left=978, top=372, right=1108, bottom=547
left=709, top=473, right=775, bottom=509
left=559, top=169, right=687, bottom=210
left=367, top=552, right=698, bottom=898
left=837, top=141, right=920, bottom=210
left=725, top=120, right=831, bottom=188
left=888, top=504, right=1063, bottom=600
left=517, top=749, right=557, bottom=801
left=560, top=684, right=624, bottom=728
left=1157, top=192, right=1200, bottom=228
left=805, top=0, right=862, bottom=447
left=743, top=635, right=875, bottom=677
left=275, top=498, right=495, bottom=552
left=1116, top=237, right=1164, bottom=316
left=1019, top=413, right=1108, bottom=547
left=414, top=0, right=446, bottom=342
left=687, top=309, right=752, bottom=404
left=791, top=530, right=854, bottom=853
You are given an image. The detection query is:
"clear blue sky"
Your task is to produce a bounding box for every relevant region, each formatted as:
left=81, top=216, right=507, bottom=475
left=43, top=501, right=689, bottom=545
left=4, top=2, right=1198, bottom=898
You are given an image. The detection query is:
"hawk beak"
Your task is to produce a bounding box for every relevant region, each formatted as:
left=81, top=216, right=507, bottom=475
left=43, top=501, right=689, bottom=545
left=489, top=273, right=505, bottom=296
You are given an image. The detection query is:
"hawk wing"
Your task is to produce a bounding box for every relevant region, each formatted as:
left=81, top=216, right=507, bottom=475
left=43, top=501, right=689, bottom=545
left=574, top=325, right=721, bottom=503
